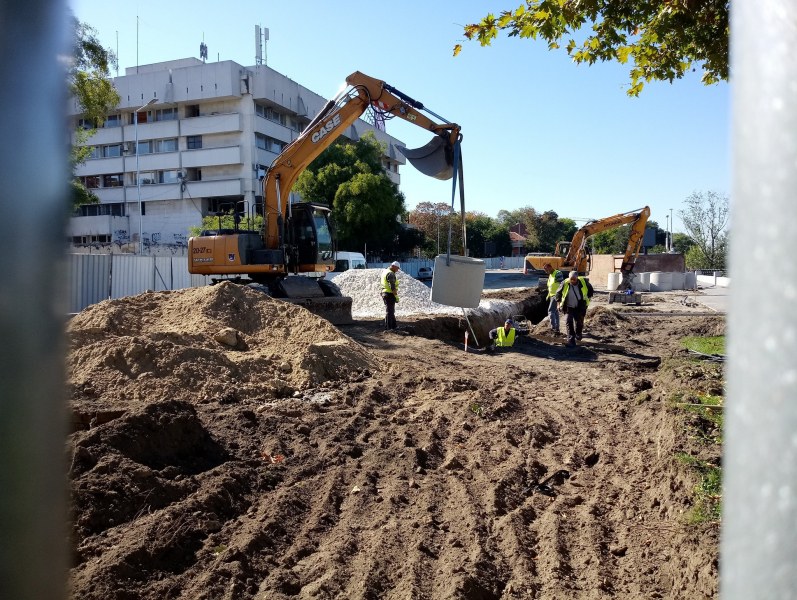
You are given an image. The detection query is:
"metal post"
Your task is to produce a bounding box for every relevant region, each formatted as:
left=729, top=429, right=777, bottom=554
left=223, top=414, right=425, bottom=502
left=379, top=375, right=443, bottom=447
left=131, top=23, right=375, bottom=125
left=135, top=97, right=158, bottom=254
left=0, top=0, right=69, bottom=598
left=722, top=0, right=797, bottom=598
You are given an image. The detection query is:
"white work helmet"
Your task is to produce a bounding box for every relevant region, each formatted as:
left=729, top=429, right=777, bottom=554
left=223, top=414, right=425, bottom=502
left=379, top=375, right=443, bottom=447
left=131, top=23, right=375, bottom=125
left=390, top=261, right=400, bottom=269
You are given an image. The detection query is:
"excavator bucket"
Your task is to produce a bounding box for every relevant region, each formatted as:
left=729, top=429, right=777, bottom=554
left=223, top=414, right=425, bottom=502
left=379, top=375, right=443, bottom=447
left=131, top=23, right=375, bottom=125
left=398, top=135, right=454, bottom=180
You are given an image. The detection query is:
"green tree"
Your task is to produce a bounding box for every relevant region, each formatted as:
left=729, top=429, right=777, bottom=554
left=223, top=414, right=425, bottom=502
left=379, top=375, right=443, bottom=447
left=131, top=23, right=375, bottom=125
left=456, top=0, right=729, bottom=96
left=672, top=232, right=696, bottom=255
left=678, top=190, right=729, bottom=269
left=294, top=133, right=408, bottom=256
left=409, top=202, right=452, bottom=257
left=69, top=18, right=120, bottom=208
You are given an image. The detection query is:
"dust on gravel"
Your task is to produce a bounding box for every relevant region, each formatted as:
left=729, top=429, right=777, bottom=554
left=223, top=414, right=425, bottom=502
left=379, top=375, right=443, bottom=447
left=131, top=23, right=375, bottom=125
left=67, top=283, right=721, bottom=599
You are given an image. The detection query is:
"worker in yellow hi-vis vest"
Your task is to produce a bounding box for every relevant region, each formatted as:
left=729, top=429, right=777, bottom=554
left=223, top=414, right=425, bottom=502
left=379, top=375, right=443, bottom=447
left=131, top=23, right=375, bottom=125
left=485, top=319, right=528, bottom=353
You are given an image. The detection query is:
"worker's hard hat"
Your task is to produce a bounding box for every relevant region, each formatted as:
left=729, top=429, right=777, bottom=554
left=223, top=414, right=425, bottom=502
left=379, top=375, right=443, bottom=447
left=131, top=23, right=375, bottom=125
left=568, top=271, right=579, bottom=279
left=505, top=319, right=514, bottom=326
left=390, top=261, right=400, bottom=269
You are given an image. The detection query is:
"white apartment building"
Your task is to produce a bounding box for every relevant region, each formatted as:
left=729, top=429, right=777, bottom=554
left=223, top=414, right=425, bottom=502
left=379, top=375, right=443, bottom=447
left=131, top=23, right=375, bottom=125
left=68, top=58, right=406, bottom=255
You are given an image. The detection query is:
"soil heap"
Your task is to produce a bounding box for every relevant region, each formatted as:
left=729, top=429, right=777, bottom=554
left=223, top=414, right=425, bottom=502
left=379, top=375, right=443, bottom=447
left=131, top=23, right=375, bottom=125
left=67, top=282, right=377, bottom=414
left=67, top=285, right=722, bottom=600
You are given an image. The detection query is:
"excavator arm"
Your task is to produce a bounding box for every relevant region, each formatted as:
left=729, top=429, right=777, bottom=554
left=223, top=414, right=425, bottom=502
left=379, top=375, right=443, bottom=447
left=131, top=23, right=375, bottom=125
left=563, top=207, right=650, bottom=273
left=263, top=71, right=461, bottom=254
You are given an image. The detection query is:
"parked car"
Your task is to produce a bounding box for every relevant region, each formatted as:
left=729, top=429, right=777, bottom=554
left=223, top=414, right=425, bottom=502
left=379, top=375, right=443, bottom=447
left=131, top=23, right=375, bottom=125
left=417, top=266, right=434, bottom=281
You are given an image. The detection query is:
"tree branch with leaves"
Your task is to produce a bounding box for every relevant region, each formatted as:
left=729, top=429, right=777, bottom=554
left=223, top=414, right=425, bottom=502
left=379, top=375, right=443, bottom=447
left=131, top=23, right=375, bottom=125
left=69, top=17, right=120, bottom=209
left=455, top=0, right=729, bottom=96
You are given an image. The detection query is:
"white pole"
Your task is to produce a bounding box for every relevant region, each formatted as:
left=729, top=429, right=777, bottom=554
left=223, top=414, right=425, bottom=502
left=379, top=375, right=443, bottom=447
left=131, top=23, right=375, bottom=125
left=723, top=0, right=797, bottom=597
left=135, top=98, right=158, bottom=254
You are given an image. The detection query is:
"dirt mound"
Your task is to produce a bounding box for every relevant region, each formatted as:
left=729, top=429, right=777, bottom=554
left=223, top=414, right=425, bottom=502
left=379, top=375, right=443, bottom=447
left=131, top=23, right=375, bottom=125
left=67, top=286, right=721, bottom=599
left=67, top=282, right=378, bottom=412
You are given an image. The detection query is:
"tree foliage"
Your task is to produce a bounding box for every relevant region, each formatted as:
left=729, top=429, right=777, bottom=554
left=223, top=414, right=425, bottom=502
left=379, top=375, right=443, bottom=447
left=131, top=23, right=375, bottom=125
left=678, top=190, right=729, bottom=269
left=294, top=133, right=410, bottom=257
left=69, top=18, right=120, bottom=209
left=495, top=207, right=576, bottom=253
left=409, top=202, right=453, bottom=257
left=455, top=0, right=729, bottom=96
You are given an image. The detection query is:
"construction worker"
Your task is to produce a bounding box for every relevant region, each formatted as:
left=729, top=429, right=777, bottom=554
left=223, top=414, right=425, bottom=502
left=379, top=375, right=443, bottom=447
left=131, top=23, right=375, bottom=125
left=485, top=319, right=527, bottom=353
left=542, top=263, right=564, bottom=335
left=381, top=261, right=400, bottom=330
left=556, top=271, right=594, bottom=347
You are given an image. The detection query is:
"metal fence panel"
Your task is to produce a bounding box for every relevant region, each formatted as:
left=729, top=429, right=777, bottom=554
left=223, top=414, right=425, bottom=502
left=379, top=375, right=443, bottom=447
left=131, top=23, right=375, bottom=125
left=110, top=255, right=154, bottom=298
left=153, top=257, right=173, bottom=291
left=67, top=254, right=111, bottom=313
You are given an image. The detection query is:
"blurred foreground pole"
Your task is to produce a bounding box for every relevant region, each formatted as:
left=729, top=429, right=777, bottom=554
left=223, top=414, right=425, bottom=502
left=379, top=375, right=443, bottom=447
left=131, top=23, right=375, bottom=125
left=723, top=0, right=797, bottom=597
left=0, top=0, right=69, bottom=599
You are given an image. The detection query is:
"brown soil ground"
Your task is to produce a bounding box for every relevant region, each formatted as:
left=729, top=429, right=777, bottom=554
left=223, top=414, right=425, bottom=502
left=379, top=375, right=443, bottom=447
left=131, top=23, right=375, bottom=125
left=66, top=283, right=722, bottom=599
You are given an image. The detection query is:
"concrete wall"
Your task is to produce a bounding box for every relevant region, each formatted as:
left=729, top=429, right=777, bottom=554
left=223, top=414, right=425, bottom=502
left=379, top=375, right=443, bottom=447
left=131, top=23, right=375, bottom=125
left=589, top=253, right=686, bottom=287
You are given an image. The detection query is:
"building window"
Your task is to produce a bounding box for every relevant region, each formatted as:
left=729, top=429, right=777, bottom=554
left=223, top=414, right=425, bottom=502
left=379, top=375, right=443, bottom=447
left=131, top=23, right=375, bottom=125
left=155, top=138, right=178, bottom=153
left=74, top=203, right=125, bottom=217
left=137, top=140, right=152, bottom=155
left=77, top=118, right=94, bottom=130
left=81, top=175, right=100, bottom=189
left=155, top=107, right=177, bottom=121
left=187, top=135, right=202, bottom=149
left=102, top=174, right=124, bottom=187
left=159, top=170, right=181, bottom=184
left=103, top=144, right=122, bottom=158
left=103, top=114, right=122, bottom=128
left=72, top=234, right=112, bottom=245
left=186, top=104, right=200, bottom=118
left=137, top=171, right=157, bottom=185
left=87, top=146, right=101, bottom=160
left=256, top=133, right=286, bottom=153
left=134, top=110, right=150, bottom=124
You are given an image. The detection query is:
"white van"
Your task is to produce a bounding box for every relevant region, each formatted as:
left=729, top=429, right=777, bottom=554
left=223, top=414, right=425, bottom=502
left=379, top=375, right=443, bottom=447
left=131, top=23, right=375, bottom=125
left=334, top=251, right=367, bottom=271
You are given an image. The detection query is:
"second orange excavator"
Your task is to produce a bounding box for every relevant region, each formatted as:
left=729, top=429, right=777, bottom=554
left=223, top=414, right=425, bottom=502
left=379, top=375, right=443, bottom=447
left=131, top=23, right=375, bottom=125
left=525, top=206, right=651, bottom=290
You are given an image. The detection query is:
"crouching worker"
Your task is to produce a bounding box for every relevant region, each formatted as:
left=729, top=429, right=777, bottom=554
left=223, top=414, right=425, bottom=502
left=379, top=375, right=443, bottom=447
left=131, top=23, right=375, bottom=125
left=485, top=319, right=527, bottom=353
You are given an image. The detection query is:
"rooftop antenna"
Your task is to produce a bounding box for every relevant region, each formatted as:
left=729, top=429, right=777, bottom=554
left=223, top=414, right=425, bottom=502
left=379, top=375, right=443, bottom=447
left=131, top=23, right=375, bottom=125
left=255, top=25, right=268, bottom=66
left=199, top=33, right=208, bottom=63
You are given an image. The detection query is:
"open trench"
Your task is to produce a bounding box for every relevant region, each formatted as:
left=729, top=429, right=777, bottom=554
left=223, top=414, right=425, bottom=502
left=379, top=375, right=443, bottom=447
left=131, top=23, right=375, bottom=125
left=399, top=291, right=549, bottom=348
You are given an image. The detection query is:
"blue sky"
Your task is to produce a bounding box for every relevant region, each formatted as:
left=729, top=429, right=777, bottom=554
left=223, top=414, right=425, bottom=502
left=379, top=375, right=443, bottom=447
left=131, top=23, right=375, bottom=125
left=69, top=0, right=730, bottom=233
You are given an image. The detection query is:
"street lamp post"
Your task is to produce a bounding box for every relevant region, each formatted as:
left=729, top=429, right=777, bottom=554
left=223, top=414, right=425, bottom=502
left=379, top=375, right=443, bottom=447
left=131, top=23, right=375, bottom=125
left=665, top=214, right=670, bottom=251
left=134, top=97, right=158, bottom=254
left=669, top=208, right=674, bottom=253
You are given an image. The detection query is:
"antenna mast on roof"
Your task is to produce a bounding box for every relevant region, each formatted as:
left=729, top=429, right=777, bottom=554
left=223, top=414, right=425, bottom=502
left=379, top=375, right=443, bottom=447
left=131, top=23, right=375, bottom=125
left=199, top=32, right=208, bottom=63
left=255, top=25, right=268, bottom=66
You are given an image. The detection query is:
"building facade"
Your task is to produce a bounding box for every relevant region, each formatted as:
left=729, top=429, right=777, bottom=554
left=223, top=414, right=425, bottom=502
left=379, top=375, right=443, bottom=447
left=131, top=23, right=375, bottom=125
left=68, top=58, right=406, bottom=255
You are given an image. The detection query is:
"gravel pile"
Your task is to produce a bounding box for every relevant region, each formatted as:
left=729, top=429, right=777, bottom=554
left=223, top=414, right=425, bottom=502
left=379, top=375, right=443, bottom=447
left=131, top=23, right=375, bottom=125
left=332, top=268, right=518, bottom=320
left=333, top=269, right=455, bottom=318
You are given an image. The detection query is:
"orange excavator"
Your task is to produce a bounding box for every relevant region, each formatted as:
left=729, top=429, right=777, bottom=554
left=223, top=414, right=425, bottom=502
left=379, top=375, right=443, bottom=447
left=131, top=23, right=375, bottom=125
left=188, top=72, right=461, bottom=322
left=525, top=206, right=651, bottom=290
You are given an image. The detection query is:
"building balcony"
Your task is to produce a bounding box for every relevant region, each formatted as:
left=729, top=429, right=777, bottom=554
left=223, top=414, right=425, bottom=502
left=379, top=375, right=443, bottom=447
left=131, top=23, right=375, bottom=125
left=182, top=145, right=242, bottom=168
left=123, top=152, right=181, bottom=172
left=184, top=178, right=242, bottom=197
left=75, top=157, right=125, bottom=176
left=126, top=183, right=182, bottom=202
left=181, top=112, right=242, bottom=136
left=123, top=120, right=179, bottom=141
left=89, top=187, right=126, bottom=203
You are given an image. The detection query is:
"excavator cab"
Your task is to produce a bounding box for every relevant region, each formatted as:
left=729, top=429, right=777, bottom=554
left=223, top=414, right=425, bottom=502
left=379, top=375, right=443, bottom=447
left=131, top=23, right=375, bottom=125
left=287, top=203, right=334, bottom=272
